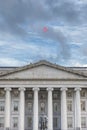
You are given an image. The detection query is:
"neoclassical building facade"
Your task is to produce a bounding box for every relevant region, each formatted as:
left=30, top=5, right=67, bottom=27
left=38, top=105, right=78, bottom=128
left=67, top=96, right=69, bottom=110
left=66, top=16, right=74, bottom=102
left=0, top=60, right=87, bottom=130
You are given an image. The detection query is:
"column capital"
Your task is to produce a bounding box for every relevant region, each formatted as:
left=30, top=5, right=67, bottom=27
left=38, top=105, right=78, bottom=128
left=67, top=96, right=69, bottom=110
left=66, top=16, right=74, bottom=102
left=32, top=87, right=39, bottom=91
left=4, top=87, right=11, bottom=91
left=18, top=87, right=26, bottom=91
left=74, top=87, right=81, bottom=91
left=47, top=87, right=54, bottom=91
left=60, top=87, right=67, bottom=91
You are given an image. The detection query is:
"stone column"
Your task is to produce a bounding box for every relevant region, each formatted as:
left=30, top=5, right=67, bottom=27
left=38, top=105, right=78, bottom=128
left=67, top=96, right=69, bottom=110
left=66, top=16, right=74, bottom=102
left=60, top=87, right=67, bottom=130
left=4, top=87, right=11, bottom=129
left=19, top=87, right=26, bottom=130
left=75, top=88, right=81, bottom=130
left=33, top=87, right=39, bottom=130
left=47, top=88, right=53, bottom=130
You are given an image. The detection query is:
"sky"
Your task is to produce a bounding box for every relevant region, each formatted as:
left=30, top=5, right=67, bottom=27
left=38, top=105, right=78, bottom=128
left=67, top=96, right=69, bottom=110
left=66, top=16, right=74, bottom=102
left=0, top=0, right=87, bottom=67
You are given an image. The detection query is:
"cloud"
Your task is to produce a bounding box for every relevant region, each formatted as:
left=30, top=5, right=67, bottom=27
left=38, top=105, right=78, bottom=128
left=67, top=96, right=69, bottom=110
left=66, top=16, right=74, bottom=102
left=36, top=26, right=70, bottom=59
left=0, top=0, right=86, bottom=36
left=0, top=0, right=86, bottom=41
left=0, top=57, right=26, bottom=66
left=0, top=0, right=87, bottom=66
left=80, top=43, right=87, bottom=56
left=66, top=59, right=87, bottom=67
left=0, top=39, right=58, bottom=64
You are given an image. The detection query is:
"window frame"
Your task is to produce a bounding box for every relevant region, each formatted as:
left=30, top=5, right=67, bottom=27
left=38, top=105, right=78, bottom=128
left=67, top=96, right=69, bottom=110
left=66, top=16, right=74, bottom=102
left=0, top=100, right=5, bottom=113
left=67, top=99, right=73, bottom=112
left=12, top=117, right=18, bottom=129
left=12, top=100, right=19, bottom=114
left=81, top=117, right=87, bottom=128
left=67, top=116, right=73, bottom=128
left=0, top=117, right=4, bottom=128
left=81, top=100, right=86, bottom=112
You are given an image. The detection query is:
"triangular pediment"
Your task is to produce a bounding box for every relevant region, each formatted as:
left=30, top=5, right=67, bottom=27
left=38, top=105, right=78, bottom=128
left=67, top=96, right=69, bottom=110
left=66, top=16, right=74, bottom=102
left=0, top=60, right=86, bottom=79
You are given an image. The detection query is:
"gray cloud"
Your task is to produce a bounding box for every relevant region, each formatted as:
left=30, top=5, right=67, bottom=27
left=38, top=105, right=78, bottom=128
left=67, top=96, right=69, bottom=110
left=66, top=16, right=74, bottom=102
left=45, top=0, right=81, bottom=24
left=0, top=0, right=86, bottom=35
left=36, top=26, right=70, bottom=60
left=0, top=0, right=87, bottom=62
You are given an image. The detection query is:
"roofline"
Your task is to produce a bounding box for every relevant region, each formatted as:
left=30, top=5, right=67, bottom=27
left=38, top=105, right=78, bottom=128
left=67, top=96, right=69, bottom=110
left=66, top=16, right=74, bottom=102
left=0, top=60, right=87, bottom=78
left=68, top=67, right=87, bottom=69
left=0, top=67, right=18, bottom=68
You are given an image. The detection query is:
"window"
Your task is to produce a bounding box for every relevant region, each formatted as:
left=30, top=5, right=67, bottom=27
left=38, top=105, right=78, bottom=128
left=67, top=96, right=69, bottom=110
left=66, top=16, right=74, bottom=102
left=28, top=102, right=32, bottom=113
left=53, top=118, right=58, bottom=128
left=13, top=101, right=19, bottom=112
left=13, top=117, right=18, bottom=128
left=27, top=117, right=32, bottom=128
left=53, top=102, right=58, bottom=112
left=81, top=100, right=86, bottom=111
left=67, top=100, right=72, bottom=112
left=0, top=101, right=4, bottom=112
left=40, top=102, right=45, bottom=113
left=81, top=117, right=86, bottom=128
left=0, top=117, right=4, bottom=128
left=53, top=93, right=58, bottom=99
left=67, top=117, right=73, bottom=128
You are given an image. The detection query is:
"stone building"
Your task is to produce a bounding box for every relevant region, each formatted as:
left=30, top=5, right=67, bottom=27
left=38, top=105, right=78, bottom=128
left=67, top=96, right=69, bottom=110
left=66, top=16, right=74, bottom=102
left=0, top=60, right=87, bottom=130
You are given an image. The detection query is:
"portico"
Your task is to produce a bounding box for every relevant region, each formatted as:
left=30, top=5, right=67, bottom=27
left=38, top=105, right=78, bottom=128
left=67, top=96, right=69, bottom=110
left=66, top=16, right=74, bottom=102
left=0, top=60, right=86, bottom=130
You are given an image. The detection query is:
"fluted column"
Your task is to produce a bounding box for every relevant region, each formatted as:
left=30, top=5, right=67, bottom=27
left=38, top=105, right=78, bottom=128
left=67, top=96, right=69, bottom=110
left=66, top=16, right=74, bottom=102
left=61, top=87, right=67, bottom=130
left=75, top=88, right=81, bottom=129
left=33, top=87, right=39, bottom=130
left=47, top=88, right=53, bottom=130
left=4, top=87, right=11, bottom=129
left=19, top=87, right=26, bottom=130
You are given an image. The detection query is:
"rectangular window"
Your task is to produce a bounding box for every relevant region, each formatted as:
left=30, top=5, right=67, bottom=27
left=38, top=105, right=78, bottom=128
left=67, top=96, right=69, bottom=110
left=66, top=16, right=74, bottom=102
left=67, top=100, right=72, bottom=112
left=13, top=117, right=18, bottom=128
left=40, top=102, right=45, bottom=113
left=67, top=117, right=73, bottom=128
left=0, top=101, right=5, bottom=112
left=53, top=102, right=58, bottom=113
left=13, top=101, right=19, bottom=112
left=81, top=100, right=86, bottom=112
left=53, top=93, right=58, bottom=99
left=0, top=117, right=4, bottom=128
left=27, top=117, right=32, bottom=128
left=81, top=117, right=86, bottom=128
left=27, top=102, right=32, bottom=113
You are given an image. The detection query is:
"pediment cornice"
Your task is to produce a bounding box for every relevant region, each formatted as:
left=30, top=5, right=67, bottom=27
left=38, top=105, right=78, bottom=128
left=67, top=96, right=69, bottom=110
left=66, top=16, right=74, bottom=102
left=0, top=60, right=86, bottom=78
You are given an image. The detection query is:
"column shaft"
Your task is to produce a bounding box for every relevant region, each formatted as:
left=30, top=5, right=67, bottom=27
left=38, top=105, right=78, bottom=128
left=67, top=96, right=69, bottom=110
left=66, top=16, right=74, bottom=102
left=75, top=88, right=81, bottom=129
left=61, top=88, right=67, bottom=130
left=33, top=88, right=39, bottom=130
left=19, top=88, right=25, bottom=130
left=4, top=88, right=11, bottom=129
left=47, top=88, right=53, bottom=130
